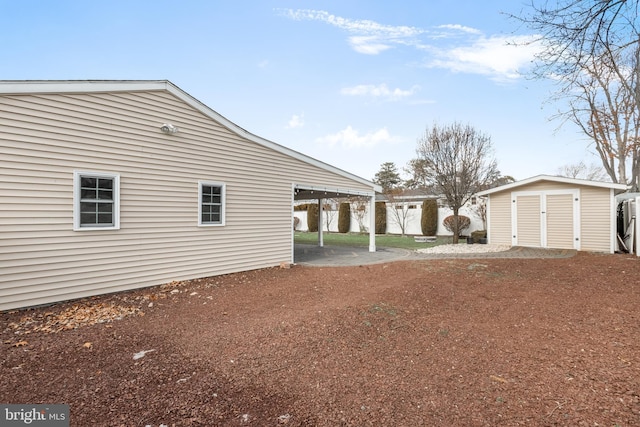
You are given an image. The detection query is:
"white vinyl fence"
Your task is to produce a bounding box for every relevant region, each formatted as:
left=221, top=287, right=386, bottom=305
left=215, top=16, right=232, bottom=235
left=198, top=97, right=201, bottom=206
left=293, top=202, right=484, bottom=236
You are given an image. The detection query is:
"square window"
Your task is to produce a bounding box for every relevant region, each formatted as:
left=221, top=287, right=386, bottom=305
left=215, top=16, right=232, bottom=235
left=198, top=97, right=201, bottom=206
left=74, top=171, right=120, bottom=231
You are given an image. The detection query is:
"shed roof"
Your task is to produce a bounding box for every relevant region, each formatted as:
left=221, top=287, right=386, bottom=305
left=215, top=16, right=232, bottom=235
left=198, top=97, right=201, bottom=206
left=476, top=174, right=628, bottom=196
left=0, top=80, right=381, bottom=195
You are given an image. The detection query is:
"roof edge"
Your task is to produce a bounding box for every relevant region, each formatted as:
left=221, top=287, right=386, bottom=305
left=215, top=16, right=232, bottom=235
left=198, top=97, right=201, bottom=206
left=477, top=174, right=628, bottom=196
left=0, top=80, right=380, bottom=192
left=0, top=80, right=171, bottom=94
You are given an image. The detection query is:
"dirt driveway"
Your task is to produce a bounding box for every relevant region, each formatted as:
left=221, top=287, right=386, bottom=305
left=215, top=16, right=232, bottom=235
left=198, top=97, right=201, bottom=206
left=2, top=252, right=640, bottom=426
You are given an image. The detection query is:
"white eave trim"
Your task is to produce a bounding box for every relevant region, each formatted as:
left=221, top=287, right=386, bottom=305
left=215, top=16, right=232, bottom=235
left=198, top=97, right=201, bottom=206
left=477, top=174, right=628, bottom=196
left=0, top=79, right=378, bottom=190
left=0, top=80, right=171, bottom=94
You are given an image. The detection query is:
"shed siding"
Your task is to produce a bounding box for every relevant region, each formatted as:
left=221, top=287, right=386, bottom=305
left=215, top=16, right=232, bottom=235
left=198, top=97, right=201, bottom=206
left=0, top=91, right=373, bottom=310
left=516, top=195, right=541, bottom=247
left=546, top=194, right=574, bottom=249
left=580, top=187, right=613, bottom=252
left=483, top=178, right=618, bottom=253
left=486, top=192, right=511, bottom=245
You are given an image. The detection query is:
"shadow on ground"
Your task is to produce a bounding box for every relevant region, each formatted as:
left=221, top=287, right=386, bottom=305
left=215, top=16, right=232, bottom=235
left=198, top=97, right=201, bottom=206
left=294, top=244, right=576, bottom=266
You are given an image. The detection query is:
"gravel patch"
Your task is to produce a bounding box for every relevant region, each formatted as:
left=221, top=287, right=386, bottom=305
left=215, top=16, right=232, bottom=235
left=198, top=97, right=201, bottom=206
left=416, top=243, right=511, bottom=254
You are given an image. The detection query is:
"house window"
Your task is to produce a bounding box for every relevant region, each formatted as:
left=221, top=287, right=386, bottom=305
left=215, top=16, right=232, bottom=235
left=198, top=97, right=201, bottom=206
left=199, top=181, right=226, bottom=226
left=73, top=171, right=120, bottom=231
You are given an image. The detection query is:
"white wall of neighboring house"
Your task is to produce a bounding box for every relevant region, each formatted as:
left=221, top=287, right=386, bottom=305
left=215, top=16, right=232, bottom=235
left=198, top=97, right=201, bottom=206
left=293, top=201, right=485, bottom=236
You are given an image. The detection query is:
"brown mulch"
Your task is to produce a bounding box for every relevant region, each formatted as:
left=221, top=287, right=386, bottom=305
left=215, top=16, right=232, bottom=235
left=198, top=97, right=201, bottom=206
left=2, top=252, right=640, bottom=426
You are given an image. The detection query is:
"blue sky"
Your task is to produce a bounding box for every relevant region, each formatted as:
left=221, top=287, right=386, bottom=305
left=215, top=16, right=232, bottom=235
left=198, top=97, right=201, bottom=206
left=2, top=1, right=594, bottom=182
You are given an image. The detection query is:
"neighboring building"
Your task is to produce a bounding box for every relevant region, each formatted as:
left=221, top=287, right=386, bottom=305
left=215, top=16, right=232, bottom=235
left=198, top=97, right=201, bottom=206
left=477, top=175, right=627, bottom=252
left=0, top=80, right=380, bottom=310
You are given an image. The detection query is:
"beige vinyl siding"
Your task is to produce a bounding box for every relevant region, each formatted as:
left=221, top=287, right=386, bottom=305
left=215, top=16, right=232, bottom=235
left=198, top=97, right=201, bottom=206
left=580, top=187, right=613, bottom=252
left=546, top=194, right=574, bottom=249
left=516, top=195, right=541, bottom=247
left=0, top=90, right=373, bottom=310
left=486, top=192, right=511, bottom=245
left=482, top=178, right=620, bottom=253
left=513, top=181, right=571, bottom=192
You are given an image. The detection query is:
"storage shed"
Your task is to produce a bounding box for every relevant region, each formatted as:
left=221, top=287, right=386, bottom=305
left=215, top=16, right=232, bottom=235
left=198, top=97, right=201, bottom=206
left=0, top=80, right=381, bottom=311
left=477, top=175, right=627, bottom=253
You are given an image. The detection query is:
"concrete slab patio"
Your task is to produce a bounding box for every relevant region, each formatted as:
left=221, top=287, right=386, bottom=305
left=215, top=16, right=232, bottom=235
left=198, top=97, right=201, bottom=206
left=294, top=244, right=577, bottom=267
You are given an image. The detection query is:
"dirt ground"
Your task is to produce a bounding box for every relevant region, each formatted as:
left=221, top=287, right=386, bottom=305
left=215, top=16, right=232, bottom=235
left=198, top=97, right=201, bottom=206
left=2, top=252, right=640, bottom=426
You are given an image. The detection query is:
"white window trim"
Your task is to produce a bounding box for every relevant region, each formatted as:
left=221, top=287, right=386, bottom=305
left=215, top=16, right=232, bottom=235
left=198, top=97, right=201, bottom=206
left=73, top=171, right=120, bottom=231
left=198, top=181, right=226, bottom=227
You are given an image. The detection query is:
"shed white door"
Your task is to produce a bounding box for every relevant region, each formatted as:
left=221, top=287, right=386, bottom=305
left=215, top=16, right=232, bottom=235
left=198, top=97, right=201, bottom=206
left=546, top=194, right=575, bottom=249
left=514, top=195, right=541, bottom=247
left=512, top=190, right=580, bottom=250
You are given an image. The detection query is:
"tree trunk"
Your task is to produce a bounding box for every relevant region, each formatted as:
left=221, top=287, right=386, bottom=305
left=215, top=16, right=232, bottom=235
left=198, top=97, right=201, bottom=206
left=452, top=208, right=460, bottom=244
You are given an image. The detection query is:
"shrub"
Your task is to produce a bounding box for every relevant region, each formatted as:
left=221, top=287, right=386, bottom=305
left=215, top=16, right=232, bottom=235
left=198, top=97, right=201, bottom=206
left=421, top=199, right=438, bottom=236
left=443, top=214, right=470, bottom=236
left=375, top=202, right=387, bottom=234
left=471, top=230, right=486, bottom=243
left=338, top=202, right=351, bottom=233
left=307, top=203, right=319, bottom=232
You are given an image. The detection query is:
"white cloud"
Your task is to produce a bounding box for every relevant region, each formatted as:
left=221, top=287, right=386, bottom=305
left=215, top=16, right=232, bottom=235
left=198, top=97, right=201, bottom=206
left=435, top=24, right=483, bottom=35
left=426, top=34, right=540, bottom=82
left=258, top=59, right=269, bottom=68
left=340, top=83, right=420, bottom=100
left=278, top=8, right=539, bottom=81
left=316, top=126, right=399, bottom=149
left=280, top=9, right=422, bottom=38
left=278, top=8, right=423, bottom=55
left=286, top=113, right=304, bottom=129
left=348, top=36, right=392, bottom=55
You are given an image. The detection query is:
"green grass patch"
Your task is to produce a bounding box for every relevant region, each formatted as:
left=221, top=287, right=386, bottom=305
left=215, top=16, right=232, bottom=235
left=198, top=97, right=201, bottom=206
left=294, top=232, right=450, bottom=250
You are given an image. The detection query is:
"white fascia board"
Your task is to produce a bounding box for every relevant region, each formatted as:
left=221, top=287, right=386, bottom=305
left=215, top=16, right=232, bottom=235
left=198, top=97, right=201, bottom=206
left=477, top=174, right=628, bottom=196
left=0, top=80, right=171, bottom=95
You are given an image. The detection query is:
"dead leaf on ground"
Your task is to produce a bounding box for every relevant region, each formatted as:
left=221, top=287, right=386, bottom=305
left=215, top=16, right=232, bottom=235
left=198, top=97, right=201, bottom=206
left=83, top=342, right=93, bottom=349
left=11, top=340, right=28, bottom=347
left=490, top=375, right=508, bottom=383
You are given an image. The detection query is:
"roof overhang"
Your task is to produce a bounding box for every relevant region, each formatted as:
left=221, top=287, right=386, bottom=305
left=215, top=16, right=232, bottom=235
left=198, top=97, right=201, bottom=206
left=294, top=184, right=379, bottom=200
left=477, top=174, right=628, bottom=196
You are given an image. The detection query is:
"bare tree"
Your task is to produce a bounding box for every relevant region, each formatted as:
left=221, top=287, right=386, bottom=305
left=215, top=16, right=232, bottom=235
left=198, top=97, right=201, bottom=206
left=384, top=188, right=412, bottom=237
left=557, top=51, right=640, bottom=189
left=403, top=158, right=432, bottom=190
left=515, top=0, right=640, bottom=190
left=415, top=122, right=498, bottom=243
left=516, top=1, right=640, bottom=107
left=556, top=160, right=610, bottom=181
left=347, top=196, right=369, bottom=233
left=322, top=199, right=338, bottom=231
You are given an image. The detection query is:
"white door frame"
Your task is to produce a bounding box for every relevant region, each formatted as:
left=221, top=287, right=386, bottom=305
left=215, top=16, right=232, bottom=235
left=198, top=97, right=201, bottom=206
left=511, top=189, right=580, bottom=250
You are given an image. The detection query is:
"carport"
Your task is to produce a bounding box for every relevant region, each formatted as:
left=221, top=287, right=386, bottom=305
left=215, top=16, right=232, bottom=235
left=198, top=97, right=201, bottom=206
left=294, top=183, right=381, bottom=253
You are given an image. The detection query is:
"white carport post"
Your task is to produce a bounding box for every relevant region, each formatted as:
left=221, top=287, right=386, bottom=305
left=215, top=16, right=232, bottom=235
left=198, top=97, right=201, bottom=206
left=317, top=198, right=324, bottom=247
left=369, top=193, right=376, bottom=252
left=631, top=197, right=640, bottom=256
